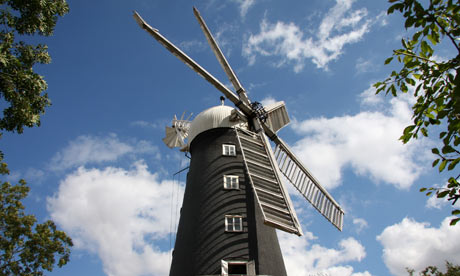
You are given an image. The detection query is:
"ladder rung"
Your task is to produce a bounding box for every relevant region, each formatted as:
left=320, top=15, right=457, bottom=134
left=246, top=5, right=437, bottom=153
left=250, top=172, right=278, bottom=185
left=240, top=146, right=269, bottom=159
left=246, top=159, right=274, bottom=172
left=238, top=135, right=263, bottom=147
left=260, top=202, right=291, bottom=215
left=254, top=186, right=284, bottom=199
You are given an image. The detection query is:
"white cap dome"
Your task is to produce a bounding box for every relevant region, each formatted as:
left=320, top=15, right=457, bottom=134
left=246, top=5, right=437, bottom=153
left=187, top=105, right=248, bottom=146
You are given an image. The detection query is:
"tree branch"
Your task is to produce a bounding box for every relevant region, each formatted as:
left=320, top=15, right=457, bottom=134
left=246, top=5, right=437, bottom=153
left=393, top=50, right=439, bottom=64
left=432, top=14, right=460, bottom=54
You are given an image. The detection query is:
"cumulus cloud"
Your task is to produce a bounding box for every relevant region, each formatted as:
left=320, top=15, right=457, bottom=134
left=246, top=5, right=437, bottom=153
left=243, top=0, right=382, bottom=71
left=290, top=85, right=430, bottom=190
left=49, top=134, right=159, bottom=171
left=279, top=231, right=370, bottom=276
left=377, top=217, right=460, bottom=276
left=47, top=162, right=184, bottom=276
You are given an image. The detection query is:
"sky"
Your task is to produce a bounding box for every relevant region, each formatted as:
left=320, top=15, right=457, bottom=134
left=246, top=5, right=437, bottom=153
left=2, top=0, right=460, bottom=275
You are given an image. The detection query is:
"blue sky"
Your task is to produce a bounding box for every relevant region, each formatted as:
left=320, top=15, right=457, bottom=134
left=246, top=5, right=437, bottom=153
left=3, top=0, right=460, bottom=275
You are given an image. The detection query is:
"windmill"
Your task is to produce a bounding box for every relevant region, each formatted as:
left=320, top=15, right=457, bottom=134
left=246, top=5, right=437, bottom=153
left=133, top=8, right=344, bottom=276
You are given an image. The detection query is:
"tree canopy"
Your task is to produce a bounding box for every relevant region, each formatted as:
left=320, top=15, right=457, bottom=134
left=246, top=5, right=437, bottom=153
left=407, top=262, right=460, bottom=276
left=0, top=0, right=72, bottom=275
left=375, top=0, right=460, bottom=225
left=0, top=171, right=73, bottom=275
left=0, top=0, right=68, bottom=134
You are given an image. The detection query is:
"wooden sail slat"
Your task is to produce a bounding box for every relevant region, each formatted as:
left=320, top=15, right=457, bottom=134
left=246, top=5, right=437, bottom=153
left=235, top=128, right=303, bottom=236
left=273, top=141, right=344, bottom=231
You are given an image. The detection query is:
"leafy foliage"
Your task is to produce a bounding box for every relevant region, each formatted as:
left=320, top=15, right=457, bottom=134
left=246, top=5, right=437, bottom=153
left=407, top=262, right=460, bottom=275
left=0, top=0, right=72, bottom=274
left=0, top=166, right=73, bottom=275
left=375, top=0, right=460, bottom=225
left=0, top=0, right=69, bottom=134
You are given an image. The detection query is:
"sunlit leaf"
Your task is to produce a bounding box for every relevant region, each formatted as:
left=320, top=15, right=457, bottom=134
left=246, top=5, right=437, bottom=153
left=439, top=160, right=447, bottom=172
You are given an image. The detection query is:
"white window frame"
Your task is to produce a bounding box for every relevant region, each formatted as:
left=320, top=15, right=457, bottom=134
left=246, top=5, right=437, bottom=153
left=223, top=175, right=239, bottom=190
left=222, top=144, right=236, bottom=156
left=225, top=215, right=243, bottom=232
left=221, top=260, right=256, bottom=276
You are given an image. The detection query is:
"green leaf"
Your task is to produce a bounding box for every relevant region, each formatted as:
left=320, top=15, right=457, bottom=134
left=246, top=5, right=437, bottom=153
left=421, top=127, right=428, bottom=137
left=448, top=158, right=460, bottom=170
left=432, top=159, right=440, bottom=167
left=437, top=190, right=449, bottom=198
left=439, top=159, right=447, bottom=172
left=452, top=210, right=460, bottom=215
left=432, top=148, right=440, bottom=154
left=405, top=17, right=415, bottom=28
left=404, top=125, right=416, bottom=135
left=412, top=31, right=422, bottom=42
left=388, top=3, right=403, bottom=14
left=442, top=145, right=455, bottom=154
left=421, top=40, right=429, bottom=53
left=390, top=84, right=397, bottom=96
left=420, top=187, right=427, bottom=192
left=450, top=217, right=460, bottom=226
left=427, top=34, right=438, bottom=45
left=384, top=57, right=394, bottom=64
left=406, top=78, right=416, bottom=86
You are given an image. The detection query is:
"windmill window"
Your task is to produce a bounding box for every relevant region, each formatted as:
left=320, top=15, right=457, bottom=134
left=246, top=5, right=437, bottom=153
left=224, top=175, right=239, bottom=189
left=222, top=144, right=236, bottom=156
left=225, top=215, right=243, bottom=232
left=228, top=263, right=246, bottom=275
left=221, top=260, right=256, bottom=276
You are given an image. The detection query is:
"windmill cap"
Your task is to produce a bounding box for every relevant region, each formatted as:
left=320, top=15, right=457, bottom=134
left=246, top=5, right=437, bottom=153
left=187, top=105, right=248, bottom=146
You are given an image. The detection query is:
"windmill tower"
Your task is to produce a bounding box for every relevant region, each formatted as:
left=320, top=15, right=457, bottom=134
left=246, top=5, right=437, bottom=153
left=133, top=8, right=344, bottom=276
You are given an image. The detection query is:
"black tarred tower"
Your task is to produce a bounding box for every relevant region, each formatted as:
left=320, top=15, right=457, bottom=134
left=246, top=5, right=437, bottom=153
left=134, top=8, right=344, bottom=276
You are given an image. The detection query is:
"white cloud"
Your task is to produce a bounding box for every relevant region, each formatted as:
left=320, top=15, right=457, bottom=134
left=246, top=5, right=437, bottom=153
left=49, top=134, right=159, bottom=171
left=261, top=96, right=277, bottom=107
left=232, top=0, right=255, bottom=18
left=131, top=120, right=164, bottom=130
left=424, top=183, right=451, bottom=209
left=243, top=0, right=382, bottom=70
left=24, top=168, right=45, bottom=183
left=179, top=40, right=207, bottom=52
left=355, top=57, right=377, bottom=74
left=279, top=231, right=371, bottom=276
left=353, top=218, right=369, bottom=233
left=5, top=168, right=45, bottom=186
left=377, top=217, right=460, bottom=276
left=359, top=85, right=384, bottom=106
left=290, top=86, right=429, bottom=190
left=47, top=162, right=184, bottom=276
left=426, top=194, right=450, bottom=209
